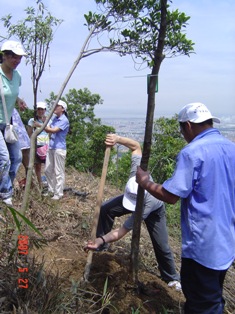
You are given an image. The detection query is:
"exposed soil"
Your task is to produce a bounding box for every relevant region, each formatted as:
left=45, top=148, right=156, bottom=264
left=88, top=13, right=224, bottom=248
left=1, top=166, right=234, bottom=313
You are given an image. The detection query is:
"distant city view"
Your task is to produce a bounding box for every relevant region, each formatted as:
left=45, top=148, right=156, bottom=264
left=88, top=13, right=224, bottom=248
left=101, top=117, right=235, bottom=149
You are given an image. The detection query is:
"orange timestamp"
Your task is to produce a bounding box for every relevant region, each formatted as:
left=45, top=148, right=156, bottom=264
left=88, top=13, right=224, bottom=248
left=17, top=234, right=29, bottom=289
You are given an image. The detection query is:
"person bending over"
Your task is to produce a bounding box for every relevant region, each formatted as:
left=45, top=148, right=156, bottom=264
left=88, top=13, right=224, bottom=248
left=84, top=134, right=181, bottom=291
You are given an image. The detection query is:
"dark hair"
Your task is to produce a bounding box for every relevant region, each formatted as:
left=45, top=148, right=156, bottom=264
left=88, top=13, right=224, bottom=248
left=179, top=122, right=187, bottom=132
left=199, top=119, right=213, bottom=126
left=180, top=119, right=213, bottom=129
left=0, top=50, right=15, bottom=63
left=63, top=111, right=72, bottom=134
left=1, top=50, right=14, bottom=56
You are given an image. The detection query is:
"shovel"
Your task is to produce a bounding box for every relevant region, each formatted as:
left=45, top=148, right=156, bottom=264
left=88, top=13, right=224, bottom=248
left=83, top=146, right=111, bottom=282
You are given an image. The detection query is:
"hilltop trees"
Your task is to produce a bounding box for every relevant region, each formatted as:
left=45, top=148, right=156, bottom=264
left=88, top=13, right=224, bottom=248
left=46, top=88, right=115, bottom=176
left=60, top=88, right=115, bottom=176
left=150, top=115, right=185, bottom=183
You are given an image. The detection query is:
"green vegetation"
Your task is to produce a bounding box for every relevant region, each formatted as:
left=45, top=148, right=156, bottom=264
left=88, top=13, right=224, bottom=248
left=150, top=115, right=185, bottom=183
left=48, top=88, right=115, bottom=176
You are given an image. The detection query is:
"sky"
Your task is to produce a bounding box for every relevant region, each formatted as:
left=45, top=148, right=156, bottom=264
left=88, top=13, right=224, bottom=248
left=0, top=0, right=235, bottom=121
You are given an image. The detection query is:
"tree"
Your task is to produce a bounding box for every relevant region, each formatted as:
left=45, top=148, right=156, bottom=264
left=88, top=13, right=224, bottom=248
left=85, top=0, right=194, bottom=282
left=1, top=0, right=62, bottom=109
left=107, top=149, right=132, bottom=189
left=150, top=115, right=185, bottom=183
left=46, top=88, right=115, bottom=176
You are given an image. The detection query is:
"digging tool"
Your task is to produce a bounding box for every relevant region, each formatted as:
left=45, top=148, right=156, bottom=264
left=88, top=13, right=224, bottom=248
left=83, top=146, right=111, bottom=282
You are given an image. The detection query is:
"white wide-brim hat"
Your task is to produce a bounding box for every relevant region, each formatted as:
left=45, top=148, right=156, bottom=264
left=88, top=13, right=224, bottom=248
left=1, top=40, right=27, bottom=56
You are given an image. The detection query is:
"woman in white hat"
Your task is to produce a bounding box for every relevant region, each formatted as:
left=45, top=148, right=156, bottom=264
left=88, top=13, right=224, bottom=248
left=44, top=100, right=70, bottom=200
left=0, top=40, right=28, bottom=205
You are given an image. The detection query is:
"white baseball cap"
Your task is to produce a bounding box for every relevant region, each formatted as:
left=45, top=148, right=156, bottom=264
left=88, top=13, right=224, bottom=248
left=178, top=102, right=220, bottom=124
left=1, top=40, right=27, bottom=56
left=122, top=176, right=139, bottom=211
left=36, top=102, right=47, bottom=109
left=58, top=100, right=67, bottom=111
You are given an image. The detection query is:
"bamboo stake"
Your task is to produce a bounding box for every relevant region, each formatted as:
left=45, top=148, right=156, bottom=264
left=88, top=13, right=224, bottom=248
left=83, top=146, right=111, bottom=282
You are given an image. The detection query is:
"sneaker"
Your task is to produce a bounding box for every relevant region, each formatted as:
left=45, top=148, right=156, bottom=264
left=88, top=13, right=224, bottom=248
left=41, top=187, right=49, bottom=196
left=3, top=198, right=13, bottom=206
left=51, top=195, right=62, bottom=200
left=168, top=280, right=182, bottom=291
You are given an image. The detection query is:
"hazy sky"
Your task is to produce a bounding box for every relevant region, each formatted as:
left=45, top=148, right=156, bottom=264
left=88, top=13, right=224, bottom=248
left=1, top=0, right=235, bottom=120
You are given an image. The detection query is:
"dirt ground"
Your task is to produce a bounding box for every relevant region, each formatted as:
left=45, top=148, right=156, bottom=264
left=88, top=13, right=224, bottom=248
left=1, top=166, right=235, bottom=313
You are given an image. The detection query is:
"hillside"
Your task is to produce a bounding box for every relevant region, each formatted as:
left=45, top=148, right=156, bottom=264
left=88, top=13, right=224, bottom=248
left=0, top=166, right=234, bottom=313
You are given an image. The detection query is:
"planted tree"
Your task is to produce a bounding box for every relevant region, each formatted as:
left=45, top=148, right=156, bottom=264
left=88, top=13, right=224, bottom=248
left=85, top=0, right=194, bottom=282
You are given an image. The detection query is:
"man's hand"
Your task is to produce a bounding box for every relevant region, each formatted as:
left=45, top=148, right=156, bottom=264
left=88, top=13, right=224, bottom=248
left=136, top=166, right=150, bottom=188
left=137, top=166, right=179, bottom=204
left=105, top=133, right=119, bottom=147
left=84, top=240, right=98, bottom=252
left=84, top=238, right=104, bottom=252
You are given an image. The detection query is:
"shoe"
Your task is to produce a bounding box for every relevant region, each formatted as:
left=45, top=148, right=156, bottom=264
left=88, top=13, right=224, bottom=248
left=41, top=187, right=49, bottom=196
left=168, top=280, right=182, bottom=291
left=51, top=195, right=62, bottom=200
left=42, top=190, right=53, bottom=197
left=3, top=198, right=13, bottom=206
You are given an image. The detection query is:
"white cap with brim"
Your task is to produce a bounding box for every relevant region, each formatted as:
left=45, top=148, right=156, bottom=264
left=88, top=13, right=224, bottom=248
left=58, top=100, right=67, bottom=111
left=1, top=40, right=27, bottom=56
left=36, top=101, right=47, bottom=109
left=122, top=176, right=139, bottom=211
left=178, top=102, right=220, bottom=124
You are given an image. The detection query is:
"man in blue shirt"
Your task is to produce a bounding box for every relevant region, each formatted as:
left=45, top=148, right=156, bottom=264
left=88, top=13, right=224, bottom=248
left=136, top=102, right=235, bottom=314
